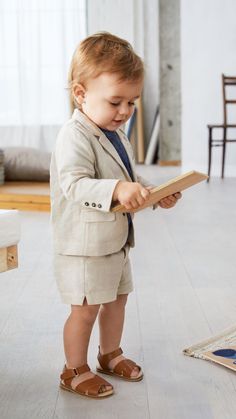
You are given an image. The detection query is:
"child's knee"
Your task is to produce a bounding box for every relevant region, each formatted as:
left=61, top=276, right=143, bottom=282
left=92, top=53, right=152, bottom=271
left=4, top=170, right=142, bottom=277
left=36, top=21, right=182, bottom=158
left=71, top=300, right=100, bottom=324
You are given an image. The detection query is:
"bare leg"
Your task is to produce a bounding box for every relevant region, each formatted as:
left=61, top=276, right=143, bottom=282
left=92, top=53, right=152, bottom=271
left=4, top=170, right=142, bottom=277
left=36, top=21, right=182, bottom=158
left=63, top=299, right=112, bottom=391
left=98, top=294, right=141, bottom=378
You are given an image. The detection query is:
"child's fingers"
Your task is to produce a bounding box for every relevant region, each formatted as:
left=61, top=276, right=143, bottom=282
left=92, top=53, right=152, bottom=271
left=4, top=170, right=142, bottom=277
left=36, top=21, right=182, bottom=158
left=165, top=198, right=174, bottom=206
left=162, top=196, right=175, bottom=205
left=164, top=193, right=181, bottom=204
left=128, top=192, right=149, bottom=209
left=122, top=200, right=133, bottom=210
left=121, top=185, right=150, bottom=210
left=130, top=198, right=141, bottom=209
left=123, top=198, right=141, bottom=210
left=174, top=192, right=182, bottom=199
left=159, top=195, right=177, bottom=207
left=136, top=195, right=146, bottom=207
left=167, top=196, right=176, bottom=203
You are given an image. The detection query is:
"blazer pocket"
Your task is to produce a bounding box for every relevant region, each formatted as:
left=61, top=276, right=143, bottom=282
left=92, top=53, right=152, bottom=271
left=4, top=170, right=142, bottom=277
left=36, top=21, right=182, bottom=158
left=80, top=209, right=116, bottom=223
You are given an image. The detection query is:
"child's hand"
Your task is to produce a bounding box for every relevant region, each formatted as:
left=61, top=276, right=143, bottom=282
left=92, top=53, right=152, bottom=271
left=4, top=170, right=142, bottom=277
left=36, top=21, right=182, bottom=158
left=113, top=181, right=150, bottom=210
left=158, top=192, right=182, bottom=209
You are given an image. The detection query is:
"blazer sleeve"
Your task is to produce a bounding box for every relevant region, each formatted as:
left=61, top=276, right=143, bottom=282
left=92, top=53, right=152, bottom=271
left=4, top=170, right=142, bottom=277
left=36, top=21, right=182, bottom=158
left=55, top=126, right=119, bottom=212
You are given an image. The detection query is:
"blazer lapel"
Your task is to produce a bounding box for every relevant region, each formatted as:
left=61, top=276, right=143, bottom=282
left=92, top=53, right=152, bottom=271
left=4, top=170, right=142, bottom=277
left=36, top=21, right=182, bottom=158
left=98, top=134, right=133, bottom=181
left=72, top=108, right=134, bottom=181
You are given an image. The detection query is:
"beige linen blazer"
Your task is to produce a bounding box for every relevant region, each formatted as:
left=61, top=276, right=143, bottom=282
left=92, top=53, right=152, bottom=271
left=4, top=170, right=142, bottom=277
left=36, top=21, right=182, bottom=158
left=50, top=109, right=151, bottom=257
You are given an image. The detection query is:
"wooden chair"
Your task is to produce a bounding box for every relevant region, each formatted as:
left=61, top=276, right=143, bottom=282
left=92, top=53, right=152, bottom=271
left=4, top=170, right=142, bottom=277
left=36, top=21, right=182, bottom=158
left=207, top=74, right=236, bottom=180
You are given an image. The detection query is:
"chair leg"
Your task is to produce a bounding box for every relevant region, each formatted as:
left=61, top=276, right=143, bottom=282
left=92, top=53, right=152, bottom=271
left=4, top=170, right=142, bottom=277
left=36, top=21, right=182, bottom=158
left=221, top=143, right=226, bottom=178
left=221, top=128, right=227, bottom=178
left=207, top=127, right=212, bottom=182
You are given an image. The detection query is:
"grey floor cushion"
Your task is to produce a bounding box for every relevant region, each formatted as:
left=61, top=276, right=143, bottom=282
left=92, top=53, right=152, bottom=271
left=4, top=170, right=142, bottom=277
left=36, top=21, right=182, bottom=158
left=3, top=147, right=51, bottom=181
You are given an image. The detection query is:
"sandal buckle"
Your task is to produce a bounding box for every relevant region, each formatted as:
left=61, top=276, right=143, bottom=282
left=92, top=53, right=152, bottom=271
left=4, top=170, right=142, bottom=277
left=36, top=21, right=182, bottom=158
left=73, top=368, right=79, bottom=376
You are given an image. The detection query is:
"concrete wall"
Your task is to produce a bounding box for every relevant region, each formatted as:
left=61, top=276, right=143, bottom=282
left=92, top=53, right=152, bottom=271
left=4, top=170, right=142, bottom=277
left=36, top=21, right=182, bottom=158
left=159, top=0, right=181, bottom=162
left=181, top=0, right=236, bottom=176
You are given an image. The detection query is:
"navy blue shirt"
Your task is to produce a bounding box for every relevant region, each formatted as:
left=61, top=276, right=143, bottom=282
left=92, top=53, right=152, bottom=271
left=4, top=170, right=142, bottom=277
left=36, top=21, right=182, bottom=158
left=101, top=128, right=134, bottom=233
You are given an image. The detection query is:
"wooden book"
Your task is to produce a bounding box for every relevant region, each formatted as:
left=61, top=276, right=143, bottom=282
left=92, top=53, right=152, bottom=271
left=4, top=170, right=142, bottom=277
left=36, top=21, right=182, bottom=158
left=136, top=97, right=145, bottom=163
left=111, top=170, right=208, bottom=213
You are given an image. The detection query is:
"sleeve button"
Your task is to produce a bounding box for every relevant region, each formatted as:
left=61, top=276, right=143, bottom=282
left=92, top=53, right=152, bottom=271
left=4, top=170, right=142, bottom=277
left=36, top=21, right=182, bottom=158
left=92, top=203, right=96, bottom=207
left=98, top=204, right=102, bottom=208
left=85, top=202, right=89, bottom=206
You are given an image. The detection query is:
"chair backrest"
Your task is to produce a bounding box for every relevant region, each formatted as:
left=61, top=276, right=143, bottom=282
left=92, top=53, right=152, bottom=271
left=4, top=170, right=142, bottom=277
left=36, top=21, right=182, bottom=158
left=222, top=74, right=236, bottom=125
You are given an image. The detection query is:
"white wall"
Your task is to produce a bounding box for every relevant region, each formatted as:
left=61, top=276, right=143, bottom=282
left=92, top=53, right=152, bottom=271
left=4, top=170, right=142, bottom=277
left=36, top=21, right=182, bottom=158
left=181, top=0, right=236, bottom=176
left=87, top=0, right=159, bottom=148
left=87, top=0, right=134, bottom=44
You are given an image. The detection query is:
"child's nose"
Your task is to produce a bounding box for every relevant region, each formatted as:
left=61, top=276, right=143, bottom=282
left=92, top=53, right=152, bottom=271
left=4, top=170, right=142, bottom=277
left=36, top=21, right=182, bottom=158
left=118, top=103, right=129, bottom=117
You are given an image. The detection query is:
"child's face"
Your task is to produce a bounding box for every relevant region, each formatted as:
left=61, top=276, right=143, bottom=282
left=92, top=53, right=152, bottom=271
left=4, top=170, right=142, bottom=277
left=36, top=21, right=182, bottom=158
left=78, top=73, right=143, bottom=131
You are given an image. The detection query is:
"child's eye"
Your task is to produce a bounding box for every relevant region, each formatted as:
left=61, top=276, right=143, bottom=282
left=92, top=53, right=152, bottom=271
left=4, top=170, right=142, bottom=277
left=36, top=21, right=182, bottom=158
left=109, top=101, right=135, bottom=107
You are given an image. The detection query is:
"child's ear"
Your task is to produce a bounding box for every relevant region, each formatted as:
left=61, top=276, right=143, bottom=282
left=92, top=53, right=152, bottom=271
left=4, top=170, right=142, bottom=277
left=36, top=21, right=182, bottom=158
left=73, top=83, right=86, bottom=105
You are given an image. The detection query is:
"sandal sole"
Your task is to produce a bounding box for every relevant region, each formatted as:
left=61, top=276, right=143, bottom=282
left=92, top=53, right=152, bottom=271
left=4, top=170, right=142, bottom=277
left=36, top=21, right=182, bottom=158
left=60, top=382, right=114, bottom=398
left=96, top=367, right=144, bottom=382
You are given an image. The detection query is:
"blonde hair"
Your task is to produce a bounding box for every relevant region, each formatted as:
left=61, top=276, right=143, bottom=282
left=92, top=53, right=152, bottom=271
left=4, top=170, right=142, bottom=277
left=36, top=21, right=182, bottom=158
left=68, top=32, right=144, bottom=111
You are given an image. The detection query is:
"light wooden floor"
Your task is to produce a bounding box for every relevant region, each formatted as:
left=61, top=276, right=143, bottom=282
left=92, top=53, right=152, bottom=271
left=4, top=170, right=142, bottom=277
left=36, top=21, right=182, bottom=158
left=0, top=182, right=50, bottom=211
left=0, top=166, right=236, bottom=419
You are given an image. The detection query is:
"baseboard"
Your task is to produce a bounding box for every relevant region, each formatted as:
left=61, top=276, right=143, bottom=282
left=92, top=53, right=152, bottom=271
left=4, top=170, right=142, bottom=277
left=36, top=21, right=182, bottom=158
left=158, top=160, right=181, bottom=166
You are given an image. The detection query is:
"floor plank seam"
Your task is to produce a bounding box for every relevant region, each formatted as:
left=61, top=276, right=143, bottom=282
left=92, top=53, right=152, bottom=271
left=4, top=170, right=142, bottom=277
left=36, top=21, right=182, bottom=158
left=134, top=287, right=151, bottom=419
left=0, top=246, right=46, bottom=335
left=162, top=215, right=215, bottom=337
left=52, top=388, right=60, bottom=419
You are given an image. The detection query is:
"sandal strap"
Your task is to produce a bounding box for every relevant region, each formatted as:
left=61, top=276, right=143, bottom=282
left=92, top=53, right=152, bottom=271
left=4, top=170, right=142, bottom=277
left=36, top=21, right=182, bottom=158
left=60, top=364, right=90, bottom=381
left=113, top=358, right=140, bottom=378
left=98, top=346, right=123, bottom=369
left=75, top=375, right=112, bottom=397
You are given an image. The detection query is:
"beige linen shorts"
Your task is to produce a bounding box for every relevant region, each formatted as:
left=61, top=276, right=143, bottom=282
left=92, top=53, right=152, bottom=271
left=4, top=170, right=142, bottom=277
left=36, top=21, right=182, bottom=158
left=53, top=244, right=133, bottom=305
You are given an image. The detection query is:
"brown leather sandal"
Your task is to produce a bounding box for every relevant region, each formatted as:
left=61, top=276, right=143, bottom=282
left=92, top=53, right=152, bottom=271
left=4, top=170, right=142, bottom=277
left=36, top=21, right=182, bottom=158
left=96, top=347, right=143, bottom=382
left=60, top=364, right=114, bottom=398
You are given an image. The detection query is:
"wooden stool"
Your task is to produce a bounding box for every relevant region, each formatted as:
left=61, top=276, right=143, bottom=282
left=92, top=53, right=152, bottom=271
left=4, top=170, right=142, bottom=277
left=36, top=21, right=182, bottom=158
left=0, top=245, right=18, bottom=273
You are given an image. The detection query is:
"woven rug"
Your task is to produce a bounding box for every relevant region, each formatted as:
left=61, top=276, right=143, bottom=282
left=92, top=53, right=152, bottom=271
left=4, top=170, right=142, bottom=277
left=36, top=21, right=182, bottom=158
left=183, top=325, right=236, bottom=372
